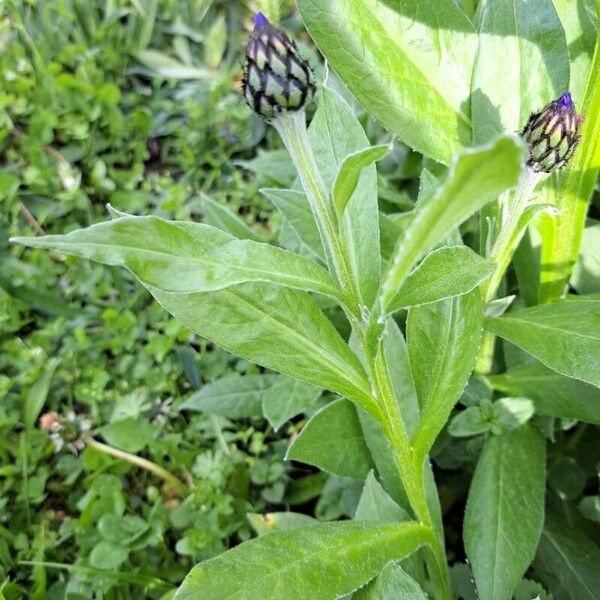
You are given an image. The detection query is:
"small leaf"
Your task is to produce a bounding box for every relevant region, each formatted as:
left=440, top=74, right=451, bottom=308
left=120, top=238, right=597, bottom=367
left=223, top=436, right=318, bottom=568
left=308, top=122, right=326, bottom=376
left=484, top=300, right=600, bottom=388
left=353, top=561, right=427, bottom=600
left=286, top=399, right=374, bottom=479
left=464, top=424, right=546, bottom=600
left=448, top=406, right=491, bottom=438
left=261, top=377, right=321, bottom=431
left=247, top=512, right=317, bottom=536
left=24, top=359, right=58, bottom=429
left=181, top=375, right=276, bottom=418
left=354, top=471, right=409, bottom=522
left=174, top=521, right=434, bottom=600
left=333, top=145, right=390, bottom=218
left=389, top=246, right=494, bottom=311
left=196, top=194, right=265, bottom=242
left=89, top=541, right=129, bottom=570
left=134, top=50, right=209, bottom=79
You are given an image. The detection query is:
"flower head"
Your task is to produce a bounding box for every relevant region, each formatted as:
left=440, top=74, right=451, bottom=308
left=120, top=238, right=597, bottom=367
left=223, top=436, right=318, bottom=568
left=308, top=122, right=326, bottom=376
left=522, top=92, right=583, bottom=173
left=242, top=13, right=315, bottom=119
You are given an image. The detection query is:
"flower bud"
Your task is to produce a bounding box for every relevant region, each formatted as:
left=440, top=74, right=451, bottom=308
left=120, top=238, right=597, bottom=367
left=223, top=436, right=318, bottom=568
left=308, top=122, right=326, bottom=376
left=242, top=12, right=315, bottom=119
left=521, top=92, right=583, bottom=173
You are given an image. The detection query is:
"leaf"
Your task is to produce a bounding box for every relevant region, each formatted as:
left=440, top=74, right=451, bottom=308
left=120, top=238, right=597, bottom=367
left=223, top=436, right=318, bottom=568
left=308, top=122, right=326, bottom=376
left=572, top=219, right=600, bottom=294
left=236, top=150, right=296, bottom=187
left=296, top=0, right=477, bottom=164
left=464, top=425, right=546, bottom=600
left=470, top=0, right=569, bottom=144
left=408, top=290, right=484, bottom=463
left=12, top=216, right=342, bottom=300
left=533, top=509, right=600, bottom=600
left=247, top=512, right=317, bottom=536
left=261, top=377, right=322, bottom=431
left=148, top=284, right=375, bottom=412
left=309, top=85, right=381, bottom=307
left=388, top=246, right=494, bottom=311
left=89, top=541, right=128, bottom=571
left=354, top=472, right=409, bottom=522
left=353, top=561, right=427, bottom=600
left=98, top=514, right=149, bottom=546
left=196, top=194, right=265, bottom=242
left=488, top=361, right=600, bottom=424
left=286, top=399, right=374, bottom=479
left=99, top=417, right=158, bottom=453
left=260, top=188, right=324, bottom=260
left=484, top=300, right=600, bottom=388
left=173, top=521, right=434, bottom=600
left=381, top=136, right=525, bottom=308
left=134, top=50, right=209, bottom=79
left=24, top=359, right=58, bottom=429
left=333, top=145, right=390, bottom=218
left=180, top=375, right=276, bottom=418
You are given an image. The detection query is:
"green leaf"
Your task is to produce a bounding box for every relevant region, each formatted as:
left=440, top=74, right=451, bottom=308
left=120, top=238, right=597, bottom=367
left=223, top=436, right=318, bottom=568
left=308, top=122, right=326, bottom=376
left=148, top=284, right=375, bottom=412
left=488, top=361, right=600, bottom=423
left=533, top=509, right=600, bottom=600
left=389, top=246, right=494, bottom=311
left=572, top=219, right=600, bottom=294
left=261, top=377, right=322, bottom=431
left=173, top=521, right=433, bottom=600
left=354, top=472, right=409, bottom=522
left=247, top=512, right=317, bottom=536
left=260, top=188, right=324, bottom=260
left=24, top=359, right=58, bottom=430
left=409, top=290, right=484, bottom=462
left=484, top=300, right=600, bottom=388
left=464, top=425, right=546, bottom=600
left=12, top=216, right=341, bottom=300
left=286, top=399, right=374, bottom=479
left=381, top=136, right=525, bottom=308
left=236, top=150, right=296, bottom=188
left=353, top=561, right=427, bottom=600
left=134, top=49, right=209, bottom=79
left=98, top=514, right=149, bottom=546
left=333, top=144, right=390, bottom=218
left=296, top=0, right=476, bottom=164
left=196, top=194, right=265, bottom=242
left=309, top=85, right=381, bottom=307
left=89, top=541, right=129, bottom=570
left=99, top=417, right=158, bottom=453
left=180, top=375, right=276, bottom=418
left=470, top=0, right=569, bottom=144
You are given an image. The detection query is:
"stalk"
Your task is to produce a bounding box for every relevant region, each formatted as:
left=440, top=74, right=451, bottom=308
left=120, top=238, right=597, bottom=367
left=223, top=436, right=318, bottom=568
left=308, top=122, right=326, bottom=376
left=274, top=111, right=452, bottom=599
left=475, top=171, right=541, bottom=373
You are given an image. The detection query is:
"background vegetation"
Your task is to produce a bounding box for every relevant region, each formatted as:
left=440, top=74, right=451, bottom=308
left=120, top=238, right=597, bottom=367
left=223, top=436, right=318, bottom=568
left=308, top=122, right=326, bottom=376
left=1, top=1, right=599, bottom=599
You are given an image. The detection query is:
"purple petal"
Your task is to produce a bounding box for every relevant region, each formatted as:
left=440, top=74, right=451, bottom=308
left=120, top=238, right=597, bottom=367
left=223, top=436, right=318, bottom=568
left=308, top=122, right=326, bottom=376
left=557, top=92, right=573, bottom=109
left=253, top=12, right=268, bottom=28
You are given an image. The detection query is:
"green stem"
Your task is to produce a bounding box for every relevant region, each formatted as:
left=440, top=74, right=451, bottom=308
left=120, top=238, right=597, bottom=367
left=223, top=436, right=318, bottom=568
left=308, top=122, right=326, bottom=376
left=475, top=171, right=541, bottom=373
left=274, top=109, right=451, bottom=599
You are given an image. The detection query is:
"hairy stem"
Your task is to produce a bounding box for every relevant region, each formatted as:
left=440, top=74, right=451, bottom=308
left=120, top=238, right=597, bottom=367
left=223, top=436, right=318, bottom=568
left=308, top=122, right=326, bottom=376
left=475, top=171, right=541, bottom=373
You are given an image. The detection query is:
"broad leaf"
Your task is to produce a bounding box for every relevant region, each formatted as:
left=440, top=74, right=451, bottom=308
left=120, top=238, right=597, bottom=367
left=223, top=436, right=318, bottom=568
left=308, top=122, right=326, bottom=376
left=409, top=290, right=484, bottom=463
left=309, top=85, right=381, bottom=307
left=12, top=216, right=341, bottom=300
left=389, top=246, right=494, bottom=311
left=260, top=188, right=324, bottom=260
left=333, top=145, right=390, bottom=218
left=148, top=284, right=375, bottom=412
left=174, top=521, right=434, bottom=600
left=286, top=399, right=374, bottom=479
left=471, top=0, right=569, bottom=144
left=261, top=376, right=321, bottom=431
left=484, top=300, right=600, bottom=388
left=488, top=361, right=600, bottom=424
left=572, top=219, right=600, bottom=294
left=296, top=0, right=477, bottom=164
left=380, top=136, right=525, bottom=308
left=533, top=509, right=600, bottom=600
left=464, top=425, right=546, bottom=600
left=353, top=562, right=427, bottom=600
left=180, top=374, right=276, bottom=418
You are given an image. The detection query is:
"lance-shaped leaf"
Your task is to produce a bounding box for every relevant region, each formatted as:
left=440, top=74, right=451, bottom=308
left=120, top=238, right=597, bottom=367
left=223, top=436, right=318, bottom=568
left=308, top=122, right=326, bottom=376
left=148, top=283, right=376, bottom=413
left=354, top=561, right=428, bottom=600
left=296, top=0, right=477, bottom=164
left=333, top=144, right=390, bottom=218
left=484, top=300, right=600, bottom=388
left=174, top=521, right=434, bottom=600
left=380, top=136, right=525, bottom=309
left=464, top=425, right=546, bottom=600
left=286, top=399, right=374, bottom=479
left=12, top=216, right=341, bottom=300
left=389, top=246, right=494, bottom=311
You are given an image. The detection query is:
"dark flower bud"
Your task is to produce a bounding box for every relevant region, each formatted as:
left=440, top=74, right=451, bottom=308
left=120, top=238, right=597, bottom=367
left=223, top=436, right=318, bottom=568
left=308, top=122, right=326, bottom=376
left=521, top=92, right=583, bottom=173
left=242, top=12, right=315, bottom=119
